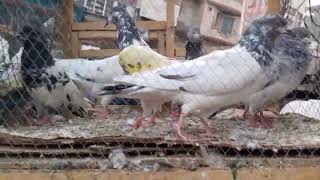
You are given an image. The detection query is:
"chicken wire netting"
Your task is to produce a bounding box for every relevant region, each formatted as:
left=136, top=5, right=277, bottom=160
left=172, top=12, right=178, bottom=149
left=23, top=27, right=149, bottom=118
left=0, top=0, right=319, bottom=172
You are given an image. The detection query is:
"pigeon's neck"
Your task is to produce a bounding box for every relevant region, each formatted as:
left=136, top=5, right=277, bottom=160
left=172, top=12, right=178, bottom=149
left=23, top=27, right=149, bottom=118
left=21, top=40, right=55, bottom=71
left=239, top=27, right=278, bottom=67
left=116, top=21, right=143, bottom=49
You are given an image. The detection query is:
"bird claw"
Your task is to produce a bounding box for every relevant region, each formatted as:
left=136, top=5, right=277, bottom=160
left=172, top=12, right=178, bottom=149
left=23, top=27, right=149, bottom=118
left=199, top=118, right=212, bottom=135
left=131, top=117, right=144, bottom=129
left=142, top=116, right=156, bottom=128
left=249, top=112, right=273, bottom=129
left=170, top=111, right=180, bottom=121
left=172, top=122, right=195, bottom=141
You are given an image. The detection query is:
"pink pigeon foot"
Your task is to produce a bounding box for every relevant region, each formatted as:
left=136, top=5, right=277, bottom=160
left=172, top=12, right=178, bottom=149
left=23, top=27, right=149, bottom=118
left=131, top=117, right=144, bottom=129
left=249, top=113, right=260, bottom=128
left=172, top=122, right=195, bottom=141
left=249, top=111, right=273, bottom=128
left=258, top=111, right=273, bottom=128
left=199, top=117, right=212, bottom=136
left=170, top=110, right=180, bottom=121
left=172, top=113, right=195, bottom=141
left=142, top=115, right=157, bottom=128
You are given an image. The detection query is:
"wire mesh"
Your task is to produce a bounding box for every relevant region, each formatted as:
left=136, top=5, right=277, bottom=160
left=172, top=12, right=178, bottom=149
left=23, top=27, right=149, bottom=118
left=0, top=0, right=319, bottom=173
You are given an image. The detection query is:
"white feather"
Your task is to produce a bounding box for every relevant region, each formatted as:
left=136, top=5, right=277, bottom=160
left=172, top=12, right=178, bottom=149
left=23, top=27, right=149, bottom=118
left=280, top=100, right=320, bottom=120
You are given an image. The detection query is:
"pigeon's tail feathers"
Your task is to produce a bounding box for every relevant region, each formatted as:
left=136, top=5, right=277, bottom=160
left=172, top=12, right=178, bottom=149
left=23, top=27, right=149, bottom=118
left=70, top=105, right=89, bottom=118
left=97, top=84, right=144, bottom=96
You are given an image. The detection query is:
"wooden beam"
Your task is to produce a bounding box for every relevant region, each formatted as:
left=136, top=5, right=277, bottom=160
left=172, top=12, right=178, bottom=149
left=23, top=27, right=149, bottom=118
left=239, top=0, right=246, bottom=35
left=166, top=0, right=175, bottom=57
left=63, top=0, right=74, bottom=58
left=158, top=32, right=166, bottom=55
left=175, top=46, right=232, bottom=57
left=268, top=0, right=281, bottom=14
left=80, top=48, right=159, bottom=59
left=73, top=21, right=167, bottom=31
left=1, top=167, right=320, bottom=180
left=71, top=32, right=80, bottom=58
left=78, top=31, right=159, bottom=40
left=80, top=49, right=121, bottom=58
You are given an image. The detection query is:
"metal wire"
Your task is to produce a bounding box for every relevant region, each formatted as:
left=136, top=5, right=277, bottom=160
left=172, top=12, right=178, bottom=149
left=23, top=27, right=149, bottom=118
left=0, top=0, right=319, bottom=172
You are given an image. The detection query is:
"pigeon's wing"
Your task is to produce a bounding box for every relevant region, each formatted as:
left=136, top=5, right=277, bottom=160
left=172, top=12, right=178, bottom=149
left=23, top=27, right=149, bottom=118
left=114, top=45, right=264, bottom=95
left=56, top=55, right=125, bottom=88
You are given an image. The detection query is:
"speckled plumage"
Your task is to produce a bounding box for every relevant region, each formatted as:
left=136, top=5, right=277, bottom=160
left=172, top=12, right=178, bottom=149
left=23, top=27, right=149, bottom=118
left=185, top=26, right=203, bottom=60
left=107, top=3, right=147, bottom=50
left=19, top=26, right=87, bottom=119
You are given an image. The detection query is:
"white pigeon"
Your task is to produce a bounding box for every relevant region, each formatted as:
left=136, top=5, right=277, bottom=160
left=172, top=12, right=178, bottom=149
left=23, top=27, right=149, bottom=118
left=100, top=15, right=311, bottom=140
left=55, top=55, right=125, bottom=118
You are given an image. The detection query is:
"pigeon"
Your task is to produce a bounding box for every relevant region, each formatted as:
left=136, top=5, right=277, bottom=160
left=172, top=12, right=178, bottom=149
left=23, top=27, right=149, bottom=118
left=100, top=14, right=311, bottom=140
left=55, top=55, right=125, bottom=118
left=17, top=25, right=88, bottom=123
left=101, top=2, right=183, bottom=127
left=185, top=26, right=204, bottom=60
left=105, top=2, right=148, bottom=50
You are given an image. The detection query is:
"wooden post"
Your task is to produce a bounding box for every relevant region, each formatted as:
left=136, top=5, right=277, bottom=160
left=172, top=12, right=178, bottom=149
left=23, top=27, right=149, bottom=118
left=239, top=0, right=246, bottom=36
left=268, top=0, right=281, bottom=14
left=63, top=0, right=74, bottom=58
left=158, top=32, right=166, bottom=55
left=166, top=0, right=175, bottom=57
left=71, top=32, right=81, bottom=58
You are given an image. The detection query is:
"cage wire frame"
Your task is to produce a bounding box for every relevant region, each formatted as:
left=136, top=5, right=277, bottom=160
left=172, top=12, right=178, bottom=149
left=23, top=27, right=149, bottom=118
left=0, top=0, right=319, bottom=172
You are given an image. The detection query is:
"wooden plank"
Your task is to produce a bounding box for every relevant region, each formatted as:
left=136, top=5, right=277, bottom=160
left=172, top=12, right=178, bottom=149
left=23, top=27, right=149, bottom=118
left=166, top=0, right=175, bottom=57
left=80, top=49, right=121, bottom=58
left=207, top=0, right=242, bottom=15
left=71, top=32, right=80, bottom=58
left=0, top=167, right=320, bottom=180
left=80, top=48, right=160, bottom=58
left=73, top=21, right=167, bottom=31
left=175, top=46, right=231, bottom=57
left=78, top=31, right=159, bottom=40
left=268, top=0, right=281, bottom=14
left=63, top=0, right=74, bottom=58
left=239, top=0, right=246, bottom=35
left=157, top=32, right=166, bottom=55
